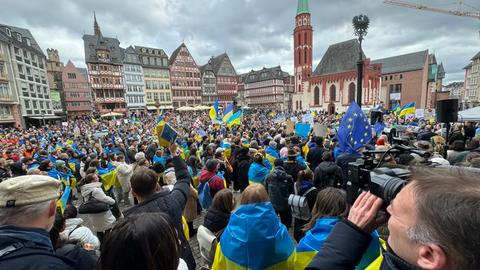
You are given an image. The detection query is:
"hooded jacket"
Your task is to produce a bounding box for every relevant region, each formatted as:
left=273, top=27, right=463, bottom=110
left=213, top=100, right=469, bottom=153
left=80, top=182, right=116, bottom=232
left=60, top=218, right=100, bottom=250
left=313, top=161, right=343, bottom=189
left=199, top=170, right=225, bottom=198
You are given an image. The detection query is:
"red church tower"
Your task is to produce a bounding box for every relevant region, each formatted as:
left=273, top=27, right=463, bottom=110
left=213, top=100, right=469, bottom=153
left=294, top=0, right=313, bottom=94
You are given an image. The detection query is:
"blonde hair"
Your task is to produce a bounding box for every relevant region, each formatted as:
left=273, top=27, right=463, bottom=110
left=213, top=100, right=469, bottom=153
left=240, top=184, right=269, bottom=205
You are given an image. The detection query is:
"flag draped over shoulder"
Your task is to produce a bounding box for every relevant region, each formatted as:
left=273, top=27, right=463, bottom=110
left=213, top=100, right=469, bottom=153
left=295, top=218, right=381, bottom=270
left=336, top=101, right=372, bottom=154
left=212, top=202, right=295, bottom=270
left=210, top=99, right=219, bottom=120
left=226, top=110, right=243, bottom=127
left=265, top=146, right=280, bottom=167
left=222, top=102, right=234, bottom=123
left=398, top=102, right=415, bottom=117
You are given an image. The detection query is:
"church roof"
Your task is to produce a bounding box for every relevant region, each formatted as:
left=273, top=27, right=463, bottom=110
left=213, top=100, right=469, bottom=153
left=372, top=50, right=428, bottom=74
left=313, top=39, right=365, bottom=75
left=297, top=0, right=309, bottom=15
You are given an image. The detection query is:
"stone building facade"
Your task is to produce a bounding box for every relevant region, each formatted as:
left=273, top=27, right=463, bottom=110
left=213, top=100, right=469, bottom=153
left=199, top=60, right=217, bottom=105
left=0, top=27, right=21, bottom=127
left=123, top=46, right=146, bottom=111
left=46, top=48, right=66, bottom=116
left=463, top=52, right=480, bottom=109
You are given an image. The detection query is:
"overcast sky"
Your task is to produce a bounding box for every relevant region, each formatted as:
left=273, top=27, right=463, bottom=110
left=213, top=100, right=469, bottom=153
left=1, top=0, right=478, bottom=83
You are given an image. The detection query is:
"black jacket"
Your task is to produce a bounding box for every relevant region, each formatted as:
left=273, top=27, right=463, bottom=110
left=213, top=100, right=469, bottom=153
left=313, top=161, right=343, bottom=189
left=264, top=166, right=294, bottom=211
left=233, top=154, right=251, bottom=191
left=307, top=145, right=324, bottom=171
left=335, top=153, right=361, bottom=188
left=0, top=227, right=75, bottom=270
left=123, top=157, right=195, bottom=270
left=284, top=159, right=306, bottom=181
left=56, top=244, right=97, bottom=270
left=416, top=131, right=436, bottom=142
left=203, top=208, right=230, bottom=236
left=305, top=220, right=418, bottom=270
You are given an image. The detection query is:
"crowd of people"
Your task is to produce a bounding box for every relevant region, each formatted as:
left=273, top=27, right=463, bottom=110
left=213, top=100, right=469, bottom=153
left=0, top=108, right=479, bottom=270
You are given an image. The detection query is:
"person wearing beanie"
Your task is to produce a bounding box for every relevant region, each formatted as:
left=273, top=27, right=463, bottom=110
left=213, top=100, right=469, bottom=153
left=199, top=159, right=225, bottom=199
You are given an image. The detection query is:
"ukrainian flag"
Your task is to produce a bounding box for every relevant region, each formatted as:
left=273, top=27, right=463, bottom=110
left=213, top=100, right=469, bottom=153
left=100, top=169, right=120, bottom=191
left=223, top=141, right=232, bottom=160
left=248, top=162, right=270, bottom=185
left=392, top=103, right=401, bottom=116
left=295, top=218, right=381, bottom=270
left=57, top=185, right=71, bottom=214
left=226, top=110, right=243, bottom=127
left=212, top=202, right=295, bottom=270
left=398, top=102, right=415, bottom=117
left=222, top=102, right=234, bottom=123
left=265, top=146, right=280, bottom=168
left=210, top=98, right=219, bottom=120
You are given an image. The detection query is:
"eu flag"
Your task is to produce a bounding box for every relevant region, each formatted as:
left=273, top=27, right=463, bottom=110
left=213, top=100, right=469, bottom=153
left=337, top=101, right=372, bottom=154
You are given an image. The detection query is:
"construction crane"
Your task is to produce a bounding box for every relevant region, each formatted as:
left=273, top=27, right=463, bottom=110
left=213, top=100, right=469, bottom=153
left=384, top=0, right=480, bottom=20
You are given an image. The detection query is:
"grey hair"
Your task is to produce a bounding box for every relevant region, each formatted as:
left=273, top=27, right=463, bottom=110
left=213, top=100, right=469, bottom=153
left=0, top=200, right=52, bottom=226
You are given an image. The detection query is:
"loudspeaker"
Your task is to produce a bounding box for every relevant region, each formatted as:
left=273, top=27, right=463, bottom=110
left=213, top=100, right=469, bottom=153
left=370, top=111, right=382, bottom=125
left=436, top=99, right=458, bottom=123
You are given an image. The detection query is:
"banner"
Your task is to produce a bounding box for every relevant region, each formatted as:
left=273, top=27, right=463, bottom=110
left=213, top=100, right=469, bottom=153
left=295, top=123, right=311, bottom=139
left=313, top=124, right=328, bottom=137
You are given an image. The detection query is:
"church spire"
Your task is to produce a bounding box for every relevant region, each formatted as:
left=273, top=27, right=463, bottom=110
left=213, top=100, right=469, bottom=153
left=93, top=11, right=102, bottom=36
left=297, top=0, right=309, bottom=15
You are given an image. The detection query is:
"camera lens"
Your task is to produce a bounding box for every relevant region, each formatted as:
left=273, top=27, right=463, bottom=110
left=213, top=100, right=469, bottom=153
left=381, top=177, right=406, bottom=205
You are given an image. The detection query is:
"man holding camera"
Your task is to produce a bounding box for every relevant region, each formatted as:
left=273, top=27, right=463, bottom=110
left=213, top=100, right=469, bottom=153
left=306, top=167, right=479, bottom=270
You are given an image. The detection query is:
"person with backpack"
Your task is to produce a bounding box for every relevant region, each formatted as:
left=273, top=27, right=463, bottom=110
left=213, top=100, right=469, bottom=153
left=265, top=159, right=294, bottom=228
left=313, top=152, right=343, bottom=190
left=0, top=175, right=75, bottom=269
left=284, top=148, right=307, bottom=182
left=198, top=159, right=225, bottom=209
left=61, top=204, right=100, bottom=250
left=291, top=170, right=318, bottom=242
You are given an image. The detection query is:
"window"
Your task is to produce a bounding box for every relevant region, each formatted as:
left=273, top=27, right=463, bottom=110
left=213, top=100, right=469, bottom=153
left=313, top=86, right=320, bottom=105
left=25, top=38, right=30, bottom=46
left=304, top=32, right=307, bottom=45
left=16, top=33, right=21, bottom=42
left=329, top=85, right=336, bottom=102
left=348, top=83, right=356, bottom=103
left=304, top=50, right=307, bottom=64
left=5, top=28, right=11, bottom=37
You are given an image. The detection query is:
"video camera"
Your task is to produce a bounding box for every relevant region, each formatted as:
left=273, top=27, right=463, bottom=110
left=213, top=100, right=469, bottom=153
left=346, top=144, right=430, bottom=206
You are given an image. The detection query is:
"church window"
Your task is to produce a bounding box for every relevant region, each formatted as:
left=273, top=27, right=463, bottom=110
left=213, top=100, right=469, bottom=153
left=348, top=83, right=355, bottom=103
left=314, top=86, right=320, bottom=105
left=304, top=50, right=307, bottom=64
left=304, top=32, right=307, bottom=45
left=330, top=85, right=336, bottom=102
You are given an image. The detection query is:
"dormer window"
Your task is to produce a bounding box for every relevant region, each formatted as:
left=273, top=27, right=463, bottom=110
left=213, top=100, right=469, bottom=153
left=25, top=38, right=31, bottom=46
left=16, top=33, right=22, bottom=42
left=5, top=28, right=11, bottom=37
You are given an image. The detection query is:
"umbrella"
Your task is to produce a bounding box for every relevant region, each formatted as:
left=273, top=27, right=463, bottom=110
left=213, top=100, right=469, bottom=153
left=100, top=112, right=124, bottom=118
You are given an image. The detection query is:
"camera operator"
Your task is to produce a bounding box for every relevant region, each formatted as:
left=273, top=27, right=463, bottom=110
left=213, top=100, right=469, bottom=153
left=306, top=166, right=480, bottom=270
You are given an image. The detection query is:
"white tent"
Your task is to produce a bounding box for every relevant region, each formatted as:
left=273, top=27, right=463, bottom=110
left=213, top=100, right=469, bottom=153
left=458, top=106, right=480, bottom=121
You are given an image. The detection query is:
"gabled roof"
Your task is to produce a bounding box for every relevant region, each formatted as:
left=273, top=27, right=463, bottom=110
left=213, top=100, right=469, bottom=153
left=471, top=51, right=480, bottom=61
left=244, top=66, right=289, bottom=84
left=372, top=50, right=428, bottom=74
left=199, top=60, right=214, bottom=75
left=82, top=34, right=123, bottom=65
left=437, top=62, right=445, bottom=79
left=209, top=53, right=237, bottom=76
left=0, top=24, right=44, bottom=56
left=169, top=43, right=185, bottom=66
left=314, top=39, right=365, bottom=75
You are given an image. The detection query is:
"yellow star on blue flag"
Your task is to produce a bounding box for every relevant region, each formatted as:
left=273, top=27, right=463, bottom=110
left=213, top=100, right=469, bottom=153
left=336, top=101, right=372, bottom=154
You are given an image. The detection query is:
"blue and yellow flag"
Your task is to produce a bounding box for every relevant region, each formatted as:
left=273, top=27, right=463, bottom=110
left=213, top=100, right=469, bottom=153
left=295, top=218, right=381, bottom=270
left=336, top=101, right=372, bottom=154
left=398, top=102, right=415, bottom=117
left=248, top=162, right=270, bottom=185
left=392, top=102, right=401, bottom=116
left=131, top=114, right=140, bottom=125
left=226, top=110, right=243, bottom=127
left=265, top=146, right=280, bottom=167
left=101, top=169, right=120, bottom=191
left=222, top=102, right=234, bottom=123
left=212, top=202, right=295, bottom=270
left=57, top=185, right=71, bottom=215
left=210, top=98, right=219, bottom=120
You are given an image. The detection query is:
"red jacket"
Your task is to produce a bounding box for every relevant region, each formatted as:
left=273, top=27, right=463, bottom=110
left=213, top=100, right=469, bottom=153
left=199, top=170, right=225, bottom=197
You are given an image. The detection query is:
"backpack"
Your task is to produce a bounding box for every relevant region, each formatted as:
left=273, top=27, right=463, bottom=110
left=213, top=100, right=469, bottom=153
left=267, top=171, right=292, bottom=211
left=198, top=175, right=216, bottom=209
left=288, top=185, right=316, bottom=221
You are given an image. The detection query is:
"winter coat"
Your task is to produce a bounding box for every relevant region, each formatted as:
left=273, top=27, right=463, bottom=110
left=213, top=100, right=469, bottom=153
left=123, top=157, right=195, bottom=270
left=313, top=161, right=343, bottom=189
left=199, top=170, right=225, bottom=199
left=203, top=208, right=231, bottom=237
left=448, top=131, right=465, bottom=145
left=55, top=243, right=98, bottom=270
left=0, top=226, right=75, bottom=270
left=306, top=145, right=324, bottom=171
left=60, top=218, right=100, bottom=250
left=233, top=153, right=251, bottom=191
left=264, top=166, right=294, bottom=211
left=80, top=182, right=116, bottom=233
left=183, top=185, right=198, bottom=222
left=284, top=159, right=306, bottom=181
left=116, top=162, right=133, bottom=192
left=305, top=220, right=417, bottom=270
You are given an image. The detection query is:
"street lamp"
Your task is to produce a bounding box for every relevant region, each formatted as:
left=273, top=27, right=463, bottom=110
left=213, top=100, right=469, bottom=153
left=352, top=14, right=369, bottom=108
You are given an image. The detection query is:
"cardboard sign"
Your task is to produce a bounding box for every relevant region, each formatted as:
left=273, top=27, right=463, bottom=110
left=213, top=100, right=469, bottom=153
left=415, top=109, right=425, bottom=119
left=313, top=124, right=328, bottom=137
left=286, top=120, right=295, bottom=134
left=62, top=122, right=68, bottom=127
